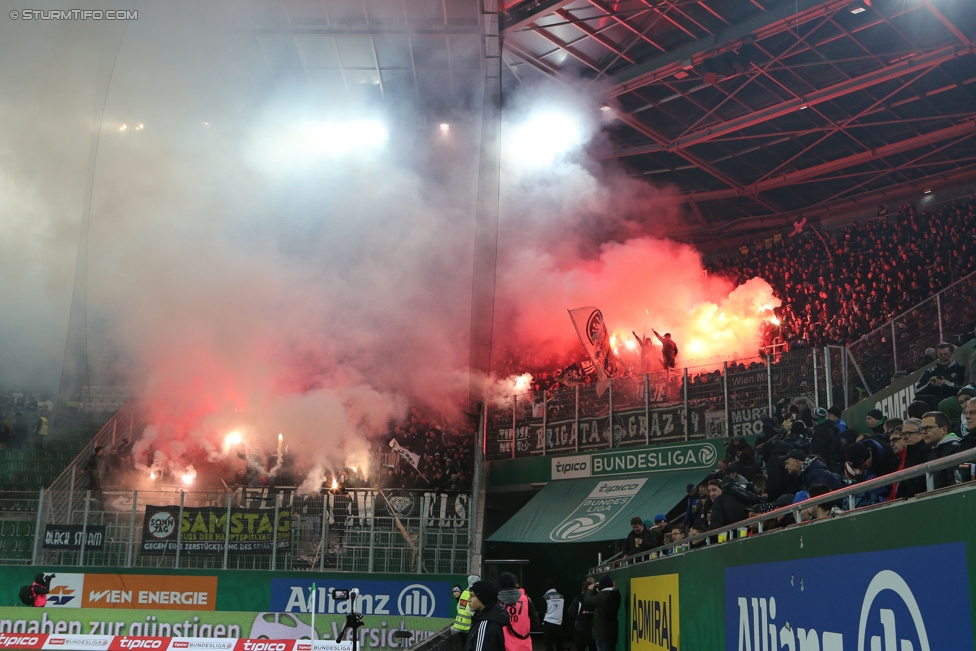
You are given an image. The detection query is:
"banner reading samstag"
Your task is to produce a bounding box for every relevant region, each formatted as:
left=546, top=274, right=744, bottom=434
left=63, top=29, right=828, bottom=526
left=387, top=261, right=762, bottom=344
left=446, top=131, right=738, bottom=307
left=141, top=505, right=291, bottom=555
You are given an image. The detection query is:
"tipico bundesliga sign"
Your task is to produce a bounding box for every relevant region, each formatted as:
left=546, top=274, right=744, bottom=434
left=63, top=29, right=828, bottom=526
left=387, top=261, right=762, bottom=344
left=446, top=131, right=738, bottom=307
left=550, top=440, right=721, bottom=481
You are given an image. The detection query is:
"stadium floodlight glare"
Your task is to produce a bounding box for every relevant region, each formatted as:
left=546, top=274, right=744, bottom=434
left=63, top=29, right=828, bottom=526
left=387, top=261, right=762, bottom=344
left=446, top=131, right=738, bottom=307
left=507, top=111, right=586, bottom=167
left=257, top=119, right=389, bottom=170
left=440, top=123, right=450, bottom=132
left=305, top=120, right=388, bottom=157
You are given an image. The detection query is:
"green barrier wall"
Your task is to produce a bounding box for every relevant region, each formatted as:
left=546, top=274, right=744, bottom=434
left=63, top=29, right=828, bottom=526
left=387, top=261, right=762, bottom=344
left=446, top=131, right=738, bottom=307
left=0, top=607, right=451, bottom=648
left=608, top=484, right=976, bottom=650
left=0, top=568, right=464, bottom=614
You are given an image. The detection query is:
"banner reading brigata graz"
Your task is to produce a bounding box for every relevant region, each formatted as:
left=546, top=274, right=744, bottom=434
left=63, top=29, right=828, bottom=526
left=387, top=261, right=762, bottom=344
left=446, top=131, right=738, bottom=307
left=550, top=440, right=722, bottom=480
left=270, top=579, right=455, bottom=619
left=142, top=505, right=290, bottom=555
left=725, top=543, right=973, bottom=650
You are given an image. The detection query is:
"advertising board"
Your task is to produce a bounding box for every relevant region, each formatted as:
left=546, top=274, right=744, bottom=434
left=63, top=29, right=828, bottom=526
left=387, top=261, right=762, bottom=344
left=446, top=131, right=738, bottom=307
left=724, top=543, right=973, bottom=650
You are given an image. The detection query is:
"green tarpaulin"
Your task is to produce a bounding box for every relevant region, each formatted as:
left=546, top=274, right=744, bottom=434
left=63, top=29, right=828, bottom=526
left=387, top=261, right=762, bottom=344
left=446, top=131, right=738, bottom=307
left=488, top=470, right=707, bottom=543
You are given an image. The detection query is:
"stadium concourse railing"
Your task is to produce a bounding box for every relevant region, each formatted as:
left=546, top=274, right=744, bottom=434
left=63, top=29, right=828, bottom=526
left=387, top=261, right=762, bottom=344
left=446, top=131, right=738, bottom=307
left=485, top=349, right=827, bottom=460
left=590, top=446, right=976, bottom=574
left=845, top=268, right=976, bottom=398
left=25, top=486, right=471, bottom=573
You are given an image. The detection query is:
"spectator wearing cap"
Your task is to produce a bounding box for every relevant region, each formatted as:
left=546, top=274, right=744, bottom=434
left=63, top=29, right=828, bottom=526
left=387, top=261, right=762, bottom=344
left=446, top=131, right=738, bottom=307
left=921, top=411, right=961, bottom=489
left=826, top=406, right=848, bottom=434
left=705, top=479, right=749, bottom=531
left=762, top=449, right=801, bottom=502
left=784, top=449, right=843, bottom=492
left=810, top=408, right=844, bottom=473
left=465, top=580, right=509, bottom=651
left=915, top=343, right=966, bottom=409
left=583, top=575, right=621, bottom=651
left=865, top=409, right=886, bottom=435
left=846, top=437, right=899, bottom=503
left=497, top=573, right=534, bottom=651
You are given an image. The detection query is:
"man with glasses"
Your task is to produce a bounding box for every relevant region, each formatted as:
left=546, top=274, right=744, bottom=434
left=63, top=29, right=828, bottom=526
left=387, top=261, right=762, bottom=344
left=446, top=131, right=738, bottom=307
left=889, top=419, right=929, bottom=499
left=921, top=411, right=962, bottom=489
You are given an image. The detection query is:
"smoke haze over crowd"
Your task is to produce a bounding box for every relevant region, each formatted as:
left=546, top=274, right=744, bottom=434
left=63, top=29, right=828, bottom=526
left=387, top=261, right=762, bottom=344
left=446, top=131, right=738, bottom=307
left=0, top=3, right=776, bottom=479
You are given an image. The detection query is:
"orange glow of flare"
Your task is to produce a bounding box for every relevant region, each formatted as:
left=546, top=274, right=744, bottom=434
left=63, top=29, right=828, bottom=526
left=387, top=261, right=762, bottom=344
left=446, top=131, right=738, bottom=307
left=181, top=473, right=194, bottom=485
left=331, top=478, right=338, bottom=490
left=513, top=373, right=533, bottom=393
left=149, top=471, right=156, bottom=480
left=625, top=340, right=637, bottom=351
left=770, top=316, right=780, bottom=326
left=226, top=431, right=242, bottom=446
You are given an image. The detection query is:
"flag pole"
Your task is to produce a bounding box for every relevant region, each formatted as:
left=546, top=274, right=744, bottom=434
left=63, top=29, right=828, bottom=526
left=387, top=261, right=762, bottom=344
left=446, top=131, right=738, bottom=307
left=311, top=582, right=317, bottom=639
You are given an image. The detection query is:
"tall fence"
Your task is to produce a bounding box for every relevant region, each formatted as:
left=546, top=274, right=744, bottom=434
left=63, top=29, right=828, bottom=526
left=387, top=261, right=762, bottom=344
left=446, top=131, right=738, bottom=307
left=486, top=349, right=827, bottom=460
left=847, top=269, right=976, bottom=396
left=32, top=487, right=470, bottom=574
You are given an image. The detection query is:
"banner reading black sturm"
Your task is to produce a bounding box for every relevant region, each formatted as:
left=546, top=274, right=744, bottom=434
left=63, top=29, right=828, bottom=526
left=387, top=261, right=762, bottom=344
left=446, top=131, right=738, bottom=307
left=140, top=504, right=291, bottom=555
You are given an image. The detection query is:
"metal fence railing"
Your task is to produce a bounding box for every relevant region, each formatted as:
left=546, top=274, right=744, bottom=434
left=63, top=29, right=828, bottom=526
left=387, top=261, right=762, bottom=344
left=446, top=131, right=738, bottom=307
left=592, top=446, right=976, bottom=574
left=28, top=487, right=470, bottom=574
left=485, top=349, right=827, bottom=461
left=847, top=269, right=976, bottom=394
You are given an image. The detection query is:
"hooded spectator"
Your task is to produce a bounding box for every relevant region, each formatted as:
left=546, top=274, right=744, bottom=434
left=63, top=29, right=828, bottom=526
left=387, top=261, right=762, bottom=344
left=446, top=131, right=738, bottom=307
left=465, top=581, right=509, bottom=651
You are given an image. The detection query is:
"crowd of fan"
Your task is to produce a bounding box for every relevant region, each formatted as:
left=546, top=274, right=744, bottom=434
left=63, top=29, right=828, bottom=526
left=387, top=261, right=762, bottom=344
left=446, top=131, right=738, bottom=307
left=622, top=374, right=976, bottom=560
left=708, top=195, right=976, bottom=349
left=373, top=406, right=475, bottom=494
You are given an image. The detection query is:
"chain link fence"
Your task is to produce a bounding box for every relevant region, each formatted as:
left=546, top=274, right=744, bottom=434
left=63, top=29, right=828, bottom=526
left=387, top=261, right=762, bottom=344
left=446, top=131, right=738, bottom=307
left=29, top=487, right=470, bottom=574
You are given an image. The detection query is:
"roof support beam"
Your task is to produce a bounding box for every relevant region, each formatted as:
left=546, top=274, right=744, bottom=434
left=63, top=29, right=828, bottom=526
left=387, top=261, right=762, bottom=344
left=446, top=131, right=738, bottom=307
left=608, top=44, right=976, bottom=158
left=920, top=0, right=971, bottom=46
left=682, top=119, right=976, bottom=202
left=603, top=0, right=860, bottom=98
left=501, top=0, right=576, bottom=35
left=614, top=110, right=782, bottom=213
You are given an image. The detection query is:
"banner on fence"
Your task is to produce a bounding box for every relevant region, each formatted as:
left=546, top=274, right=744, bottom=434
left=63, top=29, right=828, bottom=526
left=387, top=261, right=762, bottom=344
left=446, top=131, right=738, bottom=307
left=141, top=506, right=291, bottom=556
left=43, top=525, right=107, bottom=551
left=0, top=608, right=450, bottom=651
left=40, top=573, right=217, bottom=611
left=270, top=579, right=455, bottom=618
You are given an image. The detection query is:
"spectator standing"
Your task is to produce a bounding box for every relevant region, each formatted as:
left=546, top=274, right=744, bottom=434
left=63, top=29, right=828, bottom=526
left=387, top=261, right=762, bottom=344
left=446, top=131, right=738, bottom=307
left=498, top=573, right=533, bottom=651
left=826, top=406, right=848, bottom=434
left=623, top=517, right=655, bottom=559
left=567, top=579, right=596, bottom=651
left=465, top=581, right=509, bottom=651
left=914, top=344, right=965, bottom=408
left=583, top=575, right=621, bottom=651
left=653, top=330, right=678, bottom=370
left=30, top=573, right=52, bottom=607
left=84, top=447, right=104, bottom=495
left=33, top=411, right=49, bottom=449
left=454, top=575, right=480, bottom=643
left=921, top=411, right=961, bottom=489
left=682, top=484, right=700, bottom=527
left=705, top=479, right=749, bottom=530
left=542, top=580, right=565, bottom=651
left=13, top=412, right=29, bottom=448
left=810, top=408, right=844, bottom=472
left=794, top=399, right=814, bottom=427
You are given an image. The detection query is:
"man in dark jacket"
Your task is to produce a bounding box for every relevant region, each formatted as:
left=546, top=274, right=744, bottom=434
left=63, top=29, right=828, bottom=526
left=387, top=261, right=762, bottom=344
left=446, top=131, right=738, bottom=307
left=705, top=479, right=749, bottom=530
left=764, top=453, right=801, bottom=501
left=865, top=409, right=887, bottom=436
left=891, top=419, right=930, bottom=499
left=623, top=517, right=656, bottom=559
left=583, top=575, right=621, bottom=651
left=914, top=344, right=966, bottom=408
left=784, top=450, right=842, bottom=492
left=810, top=408, right=845, bottom=472
left=465, top=580, right=509, bottom=651
left=921, top=411, right=962, bottom=489
left=567, top=580, right=596, bottom=651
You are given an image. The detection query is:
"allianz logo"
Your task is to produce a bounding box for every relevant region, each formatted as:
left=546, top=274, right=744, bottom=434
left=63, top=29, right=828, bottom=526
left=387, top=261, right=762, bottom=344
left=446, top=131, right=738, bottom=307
left=285, top=584, right=436, bottom=616
left=736, top=571, right=931, bottom=651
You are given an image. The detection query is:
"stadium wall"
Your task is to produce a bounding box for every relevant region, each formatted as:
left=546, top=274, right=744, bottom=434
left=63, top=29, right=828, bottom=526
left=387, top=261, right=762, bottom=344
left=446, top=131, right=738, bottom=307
left=610, top=483, right=976, bottom=650
left=0, top=568, right=463, bottom=619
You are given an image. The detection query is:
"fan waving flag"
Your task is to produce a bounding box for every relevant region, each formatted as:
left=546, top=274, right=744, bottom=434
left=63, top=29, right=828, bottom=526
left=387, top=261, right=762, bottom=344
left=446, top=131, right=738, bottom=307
left=568, top=307, right=621, bottom=396
left=389, top=439, right=420, bottom=469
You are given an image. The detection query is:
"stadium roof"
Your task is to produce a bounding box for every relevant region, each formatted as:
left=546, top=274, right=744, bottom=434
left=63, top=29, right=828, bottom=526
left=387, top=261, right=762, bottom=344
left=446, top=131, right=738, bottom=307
left=500, top=0, right=976, bottom=240
left=248, top=0, right=976, bottom=241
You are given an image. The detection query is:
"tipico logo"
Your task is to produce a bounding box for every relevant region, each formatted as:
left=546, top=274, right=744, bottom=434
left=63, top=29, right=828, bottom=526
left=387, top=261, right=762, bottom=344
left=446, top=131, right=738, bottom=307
left=550, top=479, right=646, bottom=542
